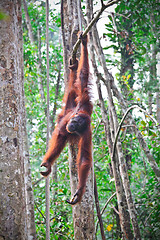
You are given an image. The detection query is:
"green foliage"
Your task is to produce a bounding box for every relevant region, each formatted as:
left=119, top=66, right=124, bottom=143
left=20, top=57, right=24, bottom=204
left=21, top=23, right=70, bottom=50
left=104, top=0, right=160, bottom=103
left=120, top=115, right=160, bottom=239
left=22, top=0, right=64, bottom=168
left=23, top=0, right=160, bottom=239
left=33, top=151, right=74, bottom=239
left=92, top=103, right=118, bottom=239
left=131, top=153, right=160, bottom=239
left=22, top=1, right=74, bottom=239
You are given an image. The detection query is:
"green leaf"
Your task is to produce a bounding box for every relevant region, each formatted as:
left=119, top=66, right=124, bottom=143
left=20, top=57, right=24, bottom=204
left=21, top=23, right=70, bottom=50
left=141, top=120, right=146, bottom=127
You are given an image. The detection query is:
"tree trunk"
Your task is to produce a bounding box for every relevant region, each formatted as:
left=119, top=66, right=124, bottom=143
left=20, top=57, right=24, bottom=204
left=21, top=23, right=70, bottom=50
left=23, top=135, right=37, bottom=239
left=0, top=0, right=36, bottom=239
left=157, top=52, right=160, bottom=124
left=89, top=22, right=136, bottom=240
left=85, top=1, right=135, bottom=239
left=61, top=1, right=95, bottom=239
left=93, top=56, right=133, bottom=240
left=110, top=75, right=160, bottom=181
left=22, top=0, right=34, bottom=44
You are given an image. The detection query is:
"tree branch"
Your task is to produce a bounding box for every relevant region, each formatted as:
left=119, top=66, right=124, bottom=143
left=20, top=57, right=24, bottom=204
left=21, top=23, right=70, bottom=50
left=112, top=105, right=159, bottom=163
left=94, top=174, right=106, bottom=240
left=71, top=0, right=119, bottom=62
left=95, top=192, right=116, bottom=234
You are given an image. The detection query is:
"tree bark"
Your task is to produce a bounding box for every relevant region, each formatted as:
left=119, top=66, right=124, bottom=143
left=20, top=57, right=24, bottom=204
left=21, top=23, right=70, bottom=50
left=93, top=27, right=141, bottom=238
left=23, top=1, right=59, bottom=184
left=88, top=19, right=135, bottom=240
left=156, top=52, right=160, bottom=124
left=95, top=70, right=133, bottom=240
left=68, top=145, right=95, bottom=239
left=94, top=175, right=106, bottom=240
left=110, top=75, right=160, bottom=181
left=86, top=1, right=134, bottom=239
left=0, top=0, right=36, bottom=239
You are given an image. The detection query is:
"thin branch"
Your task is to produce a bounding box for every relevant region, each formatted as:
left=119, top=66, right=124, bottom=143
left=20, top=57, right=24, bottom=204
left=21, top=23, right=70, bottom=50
left=112, top=105, right=159, bottom=162
left=45, top=0, right=50, bottom=238
left=104, top=10, right=130, bottom=19
left=100, top=0, right=105, bottom=7
left=122, top=124, right=136, bottom=128
left=51, top=62, right=61, bottom=131
left=71, top=0, right=120, bottom=61
left=110, top=12, right=118, bottom=34
left=95, top=192, right=116, bottom=233
left=110, top=74, right=160, bottom=181
left=94, top=174, right=106, bottom=240
left=111, top=204, right=120, bottom=215
left=101, top=192, right=116, bottom=216
left=144, top=209, right=155, bottom=226
left=33, top=177, right=44, bottom=187
left=93, top=119, right=102, bottom=138
left=34, top=201, right=46, bottom=222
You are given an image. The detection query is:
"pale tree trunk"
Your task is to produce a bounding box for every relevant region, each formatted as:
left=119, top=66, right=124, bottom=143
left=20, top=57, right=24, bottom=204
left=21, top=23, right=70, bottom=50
left=23, top=132, right=37, bottom=240
left=96, top=78, right=133, bottom=240
left=37, top=27, right=46, bottom=105
left=86, top=3, right=133, bottom=239
left=148, top=44, right=157, bottom=115
left=150, top=12, right=160, bottom=124
left=157, top=52, right=160, bottom=124
left=85, top=1, right=141, bottom=238
left=22, top=0, right=46, bottom=106
left=151, top=45, right=160, bottom=125
left=96, top=77, right=133, bottom=240
left=22, top=0, right=34, bottom=44
left=0, top=0, right=36, bottom=239
left=92, top=26, right=141, bottom=239
left=23, top=0, right=59, bottom=184
left=61, top=1, right=95, bottom=239
left=148, top=92, right=153, bottom=115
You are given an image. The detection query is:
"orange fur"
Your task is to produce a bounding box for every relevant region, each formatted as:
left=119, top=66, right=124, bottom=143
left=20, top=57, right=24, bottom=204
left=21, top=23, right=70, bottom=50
left=41, top=34, right=93, bottom=205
